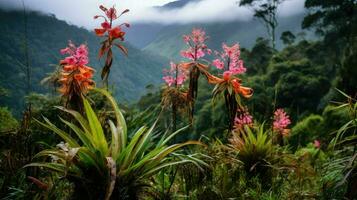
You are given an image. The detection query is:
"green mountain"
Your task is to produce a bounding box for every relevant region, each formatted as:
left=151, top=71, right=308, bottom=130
left=142, top=13, right=314, bottom=60
left=0, top=9, right=168, bottom=115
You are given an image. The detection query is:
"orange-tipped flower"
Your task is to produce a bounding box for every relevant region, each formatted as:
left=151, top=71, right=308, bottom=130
left=59, top=41, right=95, bottom=99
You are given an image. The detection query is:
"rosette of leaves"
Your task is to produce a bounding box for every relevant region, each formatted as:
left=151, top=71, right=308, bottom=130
left=26, top=89, right=205, bottom=200
left=229, top=124, right=274, bottom=176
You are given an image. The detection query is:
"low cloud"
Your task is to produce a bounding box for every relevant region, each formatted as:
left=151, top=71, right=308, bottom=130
left=0, top=0, right=305, bottom=28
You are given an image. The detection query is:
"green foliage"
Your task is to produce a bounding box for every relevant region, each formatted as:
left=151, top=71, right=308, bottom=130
left=27, top=89, right=205, bottom=199
left=303, top=0, right=356, bottom=44
left=336, top=37, right=357, bottom=96
left=280, top=31, right=296, bottom=45
left=0, top=9, right=168, bottom=116
left=243, top=37, right=275, bottom=75
left=291, top=114, right=323, bottom=148
left=267, top=58, right=330, bottom=117
left=0, top=107, right=18, bottom=132
left=230, top=124, right=275, bottom=176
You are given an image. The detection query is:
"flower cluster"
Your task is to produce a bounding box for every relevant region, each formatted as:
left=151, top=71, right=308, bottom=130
left=234, top=109, right=253, bottom=128
left=162, top=62, right=188, bottom=87
left=59, top=41, right=95, bottom=96
left=273, top=109, right=291, bottom=136
left=181, top=28, right=211, bottom=60
left=212, top=43, right=246, bottom=75
left=94, top=5, right=129, bottom=41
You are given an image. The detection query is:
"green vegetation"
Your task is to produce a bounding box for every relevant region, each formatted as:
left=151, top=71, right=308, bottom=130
left=0, top=9, right=168, bottom=116
left=0, top=0, right=356, bottom=199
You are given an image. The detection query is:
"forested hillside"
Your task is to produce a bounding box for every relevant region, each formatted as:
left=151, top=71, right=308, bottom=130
left=142, top=13, right=313, bottom=60
left=0, top=0, right=356, bottom=199
left=0, top=9, right=167, bottom=115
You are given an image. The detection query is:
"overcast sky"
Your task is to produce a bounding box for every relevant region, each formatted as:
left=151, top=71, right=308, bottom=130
left=0, top=0, right=305, bottom=28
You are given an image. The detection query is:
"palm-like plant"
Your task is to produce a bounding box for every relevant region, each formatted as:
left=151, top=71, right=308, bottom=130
left=26, top=89, right=204, bottom=200
left=229, top=124, right=274, bottom=175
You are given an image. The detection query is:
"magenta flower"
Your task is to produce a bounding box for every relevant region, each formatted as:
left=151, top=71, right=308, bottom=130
left=234, top=111, right=253, bottom=128
left=162, top=62, right=187, bottom=87
left=212, top=59, right=224, bottom=70
left=180, top=28, right=211, bottom=61
left=60, top=41, right=89, bottom=66
left=273, top=109, right=291, bottom=136
left=212, top=43, right=246, bottom=75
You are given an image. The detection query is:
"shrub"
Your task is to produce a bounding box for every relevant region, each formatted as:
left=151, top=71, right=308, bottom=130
left=0, top=107, right=18, bottom=132
left=290, top=114, right=324, bottom=149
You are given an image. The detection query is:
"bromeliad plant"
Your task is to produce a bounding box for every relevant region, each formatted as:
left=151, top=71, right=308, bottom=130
left=210, top=43, right=253, bottom=130
left=58, top=41, right=95, bottom=111
left=161, top=62, right=189, bottom=131
left=26, top=89, right=204, bottom=200
left=94, top=4, right=130, bottom=87
left=180, top=28, right=212, bottom=119
left=229, top=123, right=274, bottom=176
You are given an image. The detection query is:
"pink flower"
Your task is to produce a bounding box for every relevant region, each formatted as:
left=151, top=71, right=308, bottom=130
left=176, top=75, right=186, bottom=85
left=181, top=28, right=210, bottom=61
left=60, top=41, right=89, bottom=66
left=212, top=59, right=224, bottom=69
left=234, top=110, right=253, bottom=128
left=191, top=28, right=206, bottom=44
left=63, top=56, right=77, bottom=65
left=60, top=47, right=71, bottom=55
left=314, top=140, right=321, bottom=148
left=163, top=76, right=175, bottom=87
left=223, top=43, right=240, bottom=57
left=196, top=48, right=205, bottom=59
left=180, top=50, right=194, bottom=60
left=273, top=109, right=291, bottom=136
left=183, top=35, right=190, bottom=43
left=162, top=62, right=188, bottom=87
left=213, top=43, right=246, bottom=75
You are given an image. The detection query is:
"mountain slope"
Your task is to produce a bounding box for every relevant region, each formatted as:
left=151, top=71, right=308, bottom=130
left=143, top=13, right=314, bottom=60
left=0, top=9, right=168, bottom=114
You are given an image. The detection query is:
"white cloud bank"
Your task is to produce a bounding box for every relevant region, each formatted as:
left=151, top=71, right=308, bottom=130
left=0, top=0, right=305, bottom=28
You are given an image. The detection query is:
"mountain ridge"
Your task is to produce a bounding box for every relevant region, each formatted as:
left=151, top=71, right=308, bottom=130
left=0, top=9, right=168, bottom=114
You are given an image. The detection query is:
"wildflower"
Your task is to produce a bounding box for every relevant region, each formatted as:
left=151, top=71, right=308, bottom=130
left=180, top=28, right=211, bottom=61
left=59, top=41, right=95, bottom=99
left=273, top=109, right=291, bottom=136
left=162, top=62, right=187, bottom=87
left=207, top=43, right=253, bottom=130
left=212, top=43, right=246, bottom=75
left=313, top=140, right=321, bottom=148
left=231, top=79, right=253, bottom=98
left=234, top=109, right=253, bottom=128
left=212, top=59, right=224, bottom=70
left=94, top=5, right=129, bottom=84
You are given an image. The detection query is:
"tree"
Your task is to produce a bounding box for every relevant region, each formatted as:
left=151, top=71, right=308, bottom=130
left=303, top=0, right=357, bottom=96
left=243, top=37, right=275, bottom=75
left=302, top=0, right=356, bottom=45
left=239, top=0, right=285, bottom=49
left=280, top=31, right=296, bottom=45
